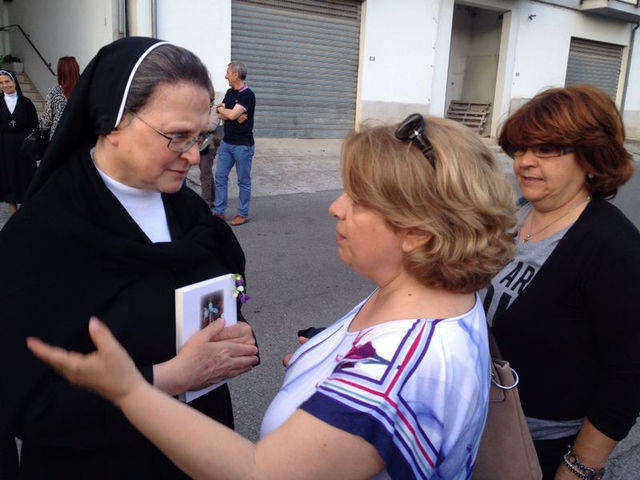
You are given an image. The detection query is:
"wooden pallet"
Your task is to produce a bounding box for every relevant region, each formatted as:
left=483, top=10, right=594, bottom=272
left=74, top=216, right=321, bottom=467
left=446, top=101, right=491, bottom=134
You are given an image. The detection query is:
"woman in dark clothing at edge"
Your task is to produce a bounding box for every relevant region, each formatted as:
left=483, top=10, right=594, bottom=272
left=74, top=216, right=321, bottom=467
left=482, top=84, right=640, bottom=480
left=0, top=69, right=38, bottom=214
left=0, top=37, right=258, bottom=479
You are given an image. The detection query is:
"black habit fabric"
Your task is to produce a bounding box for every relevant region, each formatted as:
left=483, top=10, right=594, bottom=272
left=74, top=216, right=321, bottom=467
left=0, top=70, right=38, bottom=204
left=0, top=38, right=249, bottom=479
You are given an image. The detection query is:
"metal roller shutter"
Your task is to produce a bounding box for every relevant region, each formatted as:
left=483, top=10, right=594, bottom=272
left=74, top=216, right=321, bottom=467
left=231, top=0, right=361, bottom=138
left=565, top=37, right=623, bottom=99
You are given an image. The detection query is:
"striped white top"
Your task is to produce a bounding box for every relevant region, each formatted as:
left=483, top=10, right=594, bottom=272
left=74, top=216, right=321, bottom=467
left=261, top=294, right=491, bottom=479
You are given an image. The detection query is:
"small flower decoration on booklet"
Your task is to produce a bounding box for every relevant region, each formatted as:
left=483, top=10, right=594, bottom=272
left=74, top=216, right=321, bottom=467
left=232, top=274, right=251, bottom=304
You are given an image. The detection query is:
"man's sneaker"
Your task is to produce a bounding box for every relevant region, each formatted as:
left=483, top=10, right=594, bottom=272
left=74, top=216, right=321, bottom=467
left=213, top=213, right=226, bottom=221
left=230, top=215, right=249, bottom=226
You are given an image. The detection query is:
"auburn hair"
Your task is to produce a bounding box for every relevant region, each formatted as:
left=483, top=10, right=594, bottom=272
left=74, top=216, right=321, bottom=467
left=57, top=56, right=80, bottom=99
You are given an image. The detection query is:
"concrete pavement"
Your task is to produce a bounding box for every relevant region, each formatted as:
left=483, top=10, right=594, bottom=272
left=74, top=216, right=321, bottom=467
left=186, top=137, right=516, bottom=203
left=186, top=138, right=345, bottom=201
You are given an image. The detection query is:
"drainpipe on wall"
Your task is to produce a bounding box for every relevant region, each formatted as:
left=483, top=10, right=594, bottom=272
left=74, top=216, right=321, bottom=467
left=621, top=22, right=639, bottom=113
left=118, top=0, right=127, bottom=36
left=126, top=0, right=155, bottom=37
left=151, top=0, right=157, bottom=38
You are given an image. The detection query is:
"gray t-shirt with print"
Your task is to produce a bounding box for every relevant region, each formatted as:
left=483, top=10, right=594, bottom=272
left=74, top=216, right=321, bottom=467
left=479, top=203, right=583, bottom=440
left=481, top=203, right=568, bottom=326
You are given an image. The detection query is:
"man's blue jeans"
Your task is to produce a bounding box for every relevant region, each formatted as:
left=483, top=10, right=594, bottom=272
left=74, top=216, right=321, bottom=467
left=214, top=141, right=255, bottom=217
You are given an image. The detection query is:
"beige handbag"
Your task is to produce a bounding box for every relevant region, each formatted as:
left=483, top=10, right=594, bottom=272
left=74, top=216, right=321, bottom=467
left=472, top=333, right=542, bottom=480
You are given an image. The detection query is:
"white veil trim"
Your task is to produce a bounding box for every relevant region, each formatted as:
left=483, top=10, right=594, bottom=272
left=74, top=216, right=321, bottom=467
left=113, top=41, right=170, bottom=127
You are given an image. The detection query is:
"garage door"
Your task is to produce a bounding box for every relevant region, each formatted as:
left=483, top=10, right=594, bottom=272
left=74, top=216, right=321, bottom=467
left=231, top=0, right=362, bottom=138
left=565, top=37, right=623, bottom=99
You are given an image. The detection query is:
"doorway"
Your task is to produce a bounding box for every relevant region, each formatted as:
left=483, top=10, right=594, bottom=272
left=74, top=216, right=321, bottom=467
left=445, top=4, right=503, bottom=136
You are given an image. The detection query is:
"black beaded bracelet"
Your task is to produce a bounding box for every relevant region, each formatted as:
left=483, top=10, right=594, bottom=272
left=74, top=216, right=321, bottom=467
left=562, top=447, right=605, bottom=480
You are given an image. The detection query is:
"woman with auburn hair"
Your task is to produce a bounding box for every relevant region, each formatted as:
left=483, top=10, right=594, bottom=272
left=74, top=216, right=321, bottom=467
left=39, top=56, right=80, bottom=139
left=27, top=115, right=517, bottom=479
left=483, top=84, right=640, bottom=479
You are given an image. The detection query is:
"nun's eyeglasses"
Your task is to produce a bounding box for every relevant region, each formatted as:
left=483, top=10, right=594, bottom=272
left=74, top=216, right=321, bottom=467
left=395, top=113, right=436, bottom=168
left=129, top=112, right=213, bottom=153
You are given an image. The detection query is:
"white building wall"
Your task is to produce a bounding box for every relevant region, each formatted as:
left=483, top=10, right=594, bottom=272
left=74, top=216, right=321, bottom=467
left=3, top=0, right=119, bottom=99
left=155, top=0, right=232, bottom=103
left=358, top=0, right=441, bottom=123
left=508, top=3, right=631, bottom=101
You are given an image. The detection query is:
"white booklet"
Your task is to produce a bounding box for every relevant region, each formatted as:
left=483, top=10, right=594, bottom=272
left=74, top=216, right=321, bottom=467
left=175, top=273, right=237, bottom=403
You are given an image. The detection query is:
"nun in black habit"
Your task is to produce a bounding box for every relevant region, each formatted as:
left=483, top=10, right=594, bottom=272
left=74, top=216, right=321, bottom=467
left=0, top=69, right=38, bottom=213
left=0, top=37, right=258, bottom=479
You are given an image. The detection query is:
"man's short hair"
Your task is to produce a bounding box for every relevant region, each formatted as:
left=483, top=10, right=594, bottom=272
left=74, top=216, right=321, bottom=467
left=228, top=61, right=247, bottom=81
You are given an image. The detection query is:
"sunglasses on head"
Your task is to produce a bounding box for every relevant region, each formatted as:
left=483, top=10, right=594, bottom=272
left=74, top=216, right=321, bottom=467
left=394, top=113, right=436, bottom=168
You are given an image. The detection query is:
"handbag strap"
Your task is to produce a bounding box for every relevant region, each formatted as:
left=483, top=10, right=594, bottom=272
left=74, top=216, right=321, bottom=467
left=488, top=327, right=520, bottom=390
left=487, top=327, right=504, bottom=360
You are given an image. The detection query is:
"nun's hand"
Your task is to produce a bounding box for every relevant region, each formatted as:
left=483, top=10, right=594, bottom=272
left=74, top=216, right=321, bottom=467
left=212, top=320, right=255, bottom=347
left=154, top=318, right=259, bottom=395
left=27, top=317, right=144, bottom=405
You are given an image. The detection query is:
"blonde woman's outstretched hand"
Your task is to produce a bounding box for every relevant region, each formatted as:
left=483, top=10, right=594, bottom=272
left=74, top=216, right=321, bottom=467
left=27, top=316, right=144, bottom=406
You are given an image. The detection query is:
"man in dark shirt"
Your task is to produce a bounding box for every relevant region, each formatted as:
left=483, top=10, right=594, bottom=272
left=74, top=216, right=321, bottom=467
left=214, top=61, right=256, bottom=226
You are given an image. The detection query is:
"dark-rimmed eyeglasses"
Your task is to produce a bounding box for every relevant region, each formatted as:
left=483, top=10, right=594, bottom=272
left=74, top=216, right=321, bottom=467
left=129, top=111, right=212, bottom=153
left=505, top=145, right=575, bottom=159
left=394, top=113, right=436, bottom=167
